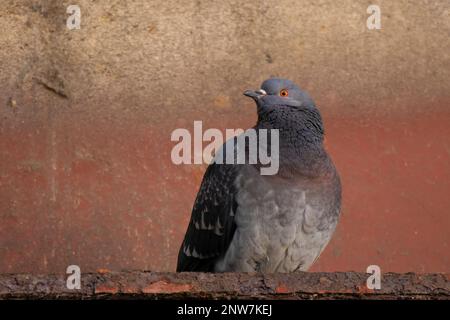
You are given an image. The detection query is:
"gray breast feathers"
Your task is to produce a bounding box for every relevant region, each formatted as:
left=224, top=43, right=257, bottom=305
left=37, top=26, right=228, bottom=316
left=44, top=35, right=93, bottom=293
left=214, top=165, right=339, bottom=273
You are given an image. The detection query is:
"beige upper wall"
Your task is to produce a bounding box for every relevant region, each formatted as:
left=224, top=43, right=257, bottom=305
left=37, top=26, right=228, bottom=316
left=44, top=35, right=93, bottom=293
left=1, top=0, right=449, bottom=122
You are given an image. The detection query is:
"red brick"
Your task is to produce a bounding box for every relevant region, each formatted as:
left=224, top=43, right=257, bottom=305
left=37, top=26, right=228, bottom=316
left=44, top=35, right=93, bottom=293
left=275, top=284, right=290, bottom=294
left=95, top=285, right=119, bottom=294
left=142, top=280, right=193, bottom=294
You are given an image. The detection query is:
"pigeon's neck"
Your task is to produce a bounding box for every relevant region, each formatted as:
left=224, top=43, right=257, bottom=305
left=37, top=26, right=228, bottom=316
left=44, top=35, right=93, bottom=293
left=256, top=109, right=332, bottom=178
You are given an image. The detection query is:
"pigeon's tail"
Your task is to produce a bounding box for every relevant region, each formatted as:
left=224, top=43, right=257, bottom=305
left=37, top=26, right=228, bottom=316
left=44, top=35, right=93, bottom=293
left=176, top=248, right=217, bottom=272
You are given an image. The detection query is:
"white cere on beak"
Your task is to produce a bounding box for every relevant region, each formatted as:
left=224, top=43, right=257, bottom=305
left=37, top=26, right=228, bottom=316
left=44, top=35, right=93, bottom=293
left=257, top=89, right=267, bottom=95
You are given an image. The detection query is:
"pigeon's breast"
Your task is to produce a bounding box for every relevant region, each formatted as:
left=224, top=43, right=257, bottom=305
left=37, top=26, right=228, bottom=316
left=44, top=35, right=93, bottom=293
left=215, top=165, right=340, bottom=273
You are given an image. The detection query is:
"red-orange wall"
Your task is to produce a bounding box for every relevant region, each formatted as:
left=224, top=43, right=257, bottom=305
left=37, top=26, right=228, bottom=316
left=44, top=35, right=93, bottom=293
left=0, top=1, right=449, bottom=274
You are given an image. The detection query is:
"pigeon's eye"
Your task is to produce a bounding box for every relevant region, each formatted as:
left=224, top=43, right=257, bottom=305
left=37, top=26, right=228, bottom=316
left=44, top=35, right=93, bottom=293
left=279, top=89, right=289, bottom=97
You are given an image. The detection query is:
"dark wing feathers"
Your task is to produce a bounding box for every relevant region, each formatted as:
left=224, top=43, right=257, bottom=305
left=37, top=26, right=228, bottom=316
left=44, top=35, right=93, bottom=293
left=176, top=162, right=239, bottom=272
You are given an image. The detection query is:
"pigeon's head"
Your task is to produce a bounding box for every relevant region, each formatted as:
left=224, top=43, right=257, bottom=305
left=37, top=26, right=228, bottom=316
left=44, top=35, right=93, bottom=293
left=244, top=78, right=324, bottom=142
left=244, top=78, right=314, bottom=110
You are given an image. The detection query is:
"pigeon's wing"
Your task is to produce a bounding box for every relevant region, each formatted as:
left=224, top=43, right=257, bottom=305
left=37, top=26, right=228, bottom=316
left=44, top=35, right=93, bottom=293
left=176, top=161, right=239, bottom=272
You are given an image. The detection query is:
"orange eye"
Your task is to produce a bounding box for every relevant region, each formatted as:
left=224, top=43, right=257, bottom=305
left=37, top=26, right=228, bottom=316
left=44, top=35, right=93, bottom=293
left=280, top=89, right=289, bottom=97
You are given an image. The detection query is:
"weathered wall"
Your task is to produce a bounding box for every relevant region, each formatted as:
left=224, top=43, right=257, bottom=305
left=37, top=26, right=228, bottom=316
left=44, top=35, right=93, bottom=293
left=0, top=1, right=449, bottom=274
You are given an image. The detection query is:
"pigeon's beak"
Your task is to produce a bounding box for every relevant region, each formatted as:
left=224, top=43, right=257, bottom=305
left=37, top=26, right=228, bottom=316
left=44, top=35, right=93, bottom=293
left=243, top=89, right=267, bottom=100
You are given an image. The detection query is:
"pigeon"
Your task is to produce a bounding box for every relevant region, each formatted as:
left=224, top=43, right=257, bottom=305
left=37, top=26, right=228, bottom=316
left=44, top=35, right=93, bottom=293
left=177, top=78, right=341, bottom=272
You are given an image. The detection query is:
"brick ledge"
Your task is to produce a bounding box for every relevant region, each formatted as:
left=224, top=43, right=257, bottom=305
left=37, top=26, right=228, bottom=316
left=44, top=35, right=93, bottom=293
left=0, top=271, right=448, bottom=300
